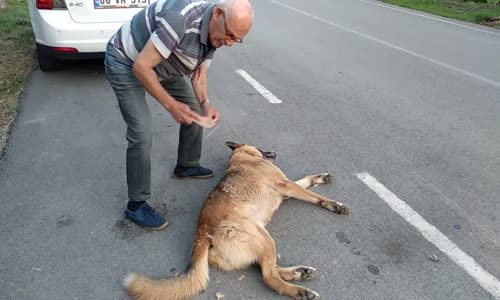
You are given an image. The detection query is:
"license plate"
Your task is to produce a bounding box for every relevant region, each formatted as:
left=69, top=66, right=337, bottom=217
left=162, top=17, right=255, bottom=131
left=94, top=0, right=150, bottom=9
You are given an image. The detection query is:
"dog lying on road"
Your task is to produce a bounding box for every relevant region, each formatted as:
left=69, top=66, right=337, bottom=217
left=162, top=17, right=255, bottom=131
left=124, top=141, right=350, bottom=300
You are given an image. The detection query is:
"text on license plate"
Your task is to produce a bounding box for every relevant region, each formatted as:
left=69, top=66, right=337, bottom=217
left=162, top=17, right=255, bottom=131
left=94, top=0, right=150, bottom=9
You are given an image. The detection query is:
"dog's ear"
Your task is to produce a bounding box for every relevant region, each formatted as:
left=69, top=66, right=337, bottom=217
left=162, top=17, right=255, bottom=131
left=260, top=151, right=277, bottom=160
left=225, top=141, right=243, bottom=151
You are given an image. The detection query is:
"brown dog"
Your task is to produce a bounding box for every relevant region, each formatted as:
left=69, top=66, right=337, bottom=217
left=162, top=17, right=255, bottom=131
left=124, top=142, right=350, bottom=300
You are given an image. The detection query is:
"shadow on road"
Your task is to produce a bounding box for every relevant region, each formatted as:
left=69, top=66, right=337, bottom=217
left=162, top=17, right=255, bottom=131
left=35, top=58, right=106, bottom=74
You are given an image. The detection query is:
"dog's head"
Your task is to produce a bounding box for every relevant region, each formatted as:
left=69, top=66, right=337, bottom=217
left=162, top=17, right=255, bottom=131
left=225, top=141, right=277, bottom=161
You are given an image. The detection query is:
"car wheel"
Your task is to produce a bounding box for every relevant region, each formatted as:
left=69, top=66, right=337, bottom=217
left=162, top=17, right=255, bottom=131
left=36, top=43, right=62, bottom=71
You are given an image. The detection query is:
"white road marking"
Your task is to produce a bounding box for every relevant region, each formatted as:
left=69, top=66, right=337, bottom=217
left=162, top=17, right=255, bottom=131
left=235, top=69, right=283, bottom=104
left=359, top=0, right=500, bottom=37
left=22, top=118, right=46, bottom=125
left=272, top=0, right=500, bottom=88
left=355, top=172, right=500, bottom=299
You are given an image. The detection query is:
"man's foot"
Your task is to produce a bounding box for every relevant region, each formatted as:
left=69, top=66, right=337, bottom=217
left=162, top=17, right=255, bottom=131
left=172, top=165, right=215, bottom=179
left=124, top=202, right=168, bottom=231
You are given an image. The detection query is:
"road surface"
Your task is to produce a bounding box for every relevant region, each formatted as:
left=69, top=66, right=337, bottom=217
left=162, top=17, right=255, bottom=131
left=1, top=0, right=499, bottom=299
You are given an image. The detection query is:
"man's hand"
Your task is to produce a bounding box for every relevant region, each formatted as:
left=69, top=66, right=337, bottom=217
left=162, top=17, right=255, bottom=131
left=202, top=102, right=220, bottom=125
left=167, top=101, right=203, bottom=125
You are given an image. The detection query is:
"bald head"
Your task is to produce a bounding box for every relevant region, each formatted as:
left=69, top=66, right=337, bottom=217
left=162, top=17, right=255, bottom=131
left=218, top=0, right=253, bottom=22
left=208, top=0, right=254, bottom=48
left=220, top=0, right=253, bottom=30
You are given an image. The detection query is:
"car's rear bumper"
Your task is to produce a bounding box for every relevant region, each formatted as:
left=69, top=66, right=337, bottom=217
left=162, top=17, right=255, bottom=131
left=36, top=43, right=104, bottom=60
left=30, top=9, right=124, bottom=53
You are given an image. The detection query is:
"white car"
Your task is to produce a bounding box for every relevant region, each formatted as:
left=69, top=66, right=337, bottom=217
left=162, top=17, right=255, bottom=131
left=27, top=0, right=155, bottom=71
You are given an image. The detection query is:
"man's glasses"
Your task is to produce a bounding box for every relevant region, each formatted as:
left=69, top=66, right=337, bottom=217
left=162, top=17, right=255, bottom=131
left=223, top=15, right=243, bottom=43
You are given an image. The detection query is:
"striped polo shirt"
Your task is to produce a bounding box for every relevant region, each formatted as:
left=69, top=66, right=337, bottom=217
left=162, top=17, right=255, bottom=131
left=108, top=0, right=216, bottom=79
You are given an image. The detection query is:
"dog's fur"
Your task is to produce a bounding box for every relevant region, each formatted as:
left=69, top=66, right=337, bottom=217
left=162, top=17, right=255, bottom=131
left=124, top=142, right=350, bottom=300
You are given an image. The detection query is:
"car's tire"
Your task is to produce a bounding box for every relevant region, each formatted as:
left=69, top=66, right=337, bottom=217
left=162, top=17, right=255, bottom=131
left=36, top=43, right=62, bottom=72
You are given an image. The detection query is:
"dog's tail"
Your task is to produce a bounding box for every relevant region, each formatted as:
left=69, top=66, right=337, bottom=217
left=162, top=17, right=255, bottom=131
left=123, top=235, right=211, bottom=300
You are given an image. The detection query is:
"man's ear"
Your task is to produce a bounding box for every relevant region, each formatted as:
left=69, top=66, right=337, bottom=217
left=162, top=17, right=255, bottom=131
left=214, top=6, right=224, bottom=19
left=225, top=141, right=243, bottom=151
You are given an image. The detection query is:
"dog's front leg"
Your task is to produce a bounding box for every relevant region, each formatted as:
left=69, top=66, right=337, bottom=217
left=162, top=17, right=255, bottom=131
left=277, top=180, right=350, bottom=215
left=283, top=173, right=333, bottom=201
left=294, top=173, right=333, bottom=189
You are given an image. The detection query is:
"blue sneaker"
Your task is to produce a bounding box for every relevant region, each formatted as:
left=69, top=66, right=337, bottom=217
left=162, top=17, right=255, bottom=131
left=124, top=202, right=168, bottom=230
left=173, top=165, right=214, bottom=179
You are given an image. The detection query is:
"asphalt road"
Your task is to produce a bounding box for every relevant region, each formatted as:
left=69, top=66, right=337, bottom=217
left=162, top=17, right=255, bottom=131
left=1, top=0, right=499, bottom=299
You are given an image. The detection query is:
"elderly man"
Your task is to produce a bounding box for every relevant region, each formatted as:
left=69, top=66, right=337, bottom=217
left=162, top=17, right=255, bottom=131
left=104, top=0, right=253, bottom=230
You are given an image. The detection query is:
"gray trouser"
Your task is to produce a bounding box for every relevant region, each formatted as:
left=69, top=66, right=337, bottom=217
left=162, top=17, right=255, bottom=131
left=104, top=59, right=203, bottom=202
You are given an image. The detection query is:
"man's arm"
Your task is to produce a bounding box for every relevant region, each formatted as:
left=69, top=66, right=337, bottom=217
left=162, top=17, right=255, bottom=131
left=191, top=64, right=209, bottom=105
left=192, top=64, right=220, bottom=123
left=133, top=39, right=201, bottom=124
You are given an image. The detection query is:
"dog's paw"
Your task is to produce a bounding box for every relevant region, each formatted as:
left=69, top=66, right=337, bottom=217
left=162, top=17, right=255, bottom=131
left=322, top=201, right=350, bottom=215
left=293, top=266, right=317, bottom=281
left=297, top=288, right=320, bottom=300
left=337, top=204, right=350, bottom=215
left=311, top=173, right=333, bottom=187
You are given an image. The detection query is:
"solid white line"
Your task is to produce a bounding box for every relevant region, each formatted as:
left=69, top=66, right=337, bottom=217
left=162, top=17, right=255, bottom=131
left=235, top=69, right=283, bottom=104
left=359, top=0, right=500, bottom=37
left=355, top=172, right=500, bottom=299
left=272, top=0, right=500, bottom=88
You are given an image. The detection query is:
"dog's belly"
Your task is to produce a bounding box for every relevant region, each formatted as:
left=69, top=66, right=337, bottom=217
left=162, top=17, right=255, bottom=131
left=208, top=221, right=258, bottom=271
left=239, top=196, right=282, bottom=226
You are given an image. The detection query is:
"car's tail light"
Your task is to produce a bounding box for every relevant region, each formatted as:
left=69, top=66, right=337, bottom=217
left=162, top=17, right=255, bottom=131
left=36, top=0, right=52, bottom=9
left=36, top=0, right=67, bottom=9
left=54, top=47, right=79, bottom=53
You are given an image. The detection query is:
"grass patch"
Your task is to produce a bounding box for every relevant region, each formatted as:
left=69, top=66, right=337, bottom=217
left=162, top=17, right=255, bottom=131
left=382, top=0, right=500, bottom=27
left=0, top=0, right=34, bottom=127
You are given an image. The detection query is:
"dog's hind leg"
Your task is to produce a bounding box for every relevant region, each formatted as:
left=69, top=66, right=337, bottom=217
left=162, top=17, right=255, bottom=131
left=255, top=226, right=320, bottom=299
left=277, top=180, right=350, bottom=215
